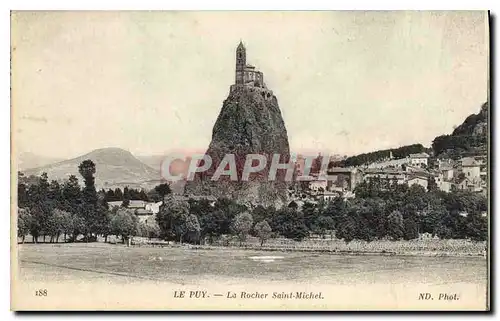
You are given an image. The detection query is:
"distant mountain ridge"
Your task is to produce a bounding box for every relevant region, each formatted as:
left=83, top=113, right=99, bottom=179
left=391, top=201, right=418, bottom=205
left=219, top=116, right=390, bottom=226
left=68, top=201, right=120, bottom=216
left=22, top=147, right=163, bottom=190
left=17, top=152, right=63, bottom=171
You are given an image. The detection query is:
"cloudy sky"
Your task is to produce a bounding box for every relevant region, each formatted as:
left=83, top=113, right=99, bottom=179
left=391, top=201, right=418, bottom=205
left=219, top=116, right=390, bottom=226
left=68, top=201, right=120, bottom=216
left=12, top=11, right=488, bottom=159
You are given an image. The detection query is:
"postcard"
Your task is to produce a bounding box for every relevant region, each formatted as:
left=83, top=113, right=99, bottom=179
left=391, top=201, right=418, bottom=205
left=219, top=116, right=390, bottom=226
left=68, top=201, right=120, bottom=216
left=11, top=11, right=490, bottom=311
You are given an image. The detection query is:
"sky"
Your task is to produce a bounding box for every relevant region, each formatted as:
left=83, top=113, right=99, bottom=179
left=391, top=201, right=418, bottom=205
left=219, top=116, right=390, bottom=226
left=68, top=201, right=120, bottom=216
left=12, top=11, right=488, bottom=159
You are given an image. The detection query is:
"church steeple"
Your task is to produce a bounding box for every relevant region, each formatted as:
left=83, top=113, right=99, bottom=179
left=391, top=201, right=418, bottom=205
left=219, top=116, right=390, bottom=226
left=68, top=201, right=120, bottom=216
left=235, top=41, right=246, bottom=85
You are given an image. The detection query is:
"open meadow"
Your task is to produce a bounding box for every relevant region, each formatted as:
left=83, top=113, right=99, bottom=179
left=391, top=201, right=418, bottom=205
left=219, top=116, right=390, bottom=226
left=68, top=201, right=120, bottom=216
left=18, top=242, right=487, bottom=287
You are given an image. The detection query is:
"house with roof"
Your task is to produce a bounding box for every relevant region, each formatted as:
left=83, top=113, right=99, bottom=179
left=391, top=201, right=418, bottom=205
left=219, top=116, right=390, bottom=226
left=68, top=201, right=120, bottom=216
left=107, top=201, right=122, bottom=209
left=135, top=208, right=155, bottom=223
left=407, top=174, right=429, bottom=190
left=171, top=194, right=217, bottom=206
left=461, top=157, right=481, bottom=181
left=363, top=168, right=408, bottom=187
left=326, top=167, right=362, bottom=191
left=309, top=179, right=328, bottom=193
left=457, top=176, right=483, bottom=193
left=409, top=152, right=430, bottom=167
left=106, top=200, right=164, bottom=224
left=317, top=190, right=339, bottom=202
left=433, top=171, right=452, bottom=192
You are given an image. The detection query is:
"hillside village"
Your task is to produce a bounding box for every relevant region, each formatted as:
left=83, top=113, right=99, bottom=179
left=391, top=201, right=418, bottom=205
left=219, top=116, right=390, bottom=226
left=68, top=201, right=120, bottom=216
left=289, top=102, right=488, bottom=207
left=290, top=152, right=487, bottom=206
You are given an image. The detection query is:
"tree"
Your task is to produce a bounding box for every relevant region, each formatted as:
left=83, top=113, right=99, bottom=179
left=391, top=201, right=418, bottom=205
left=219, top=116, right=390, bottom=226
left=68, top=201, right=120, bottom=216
left=336, top=215, right=358, bottom=243
left=60, top=210, right=74, bottom=242
left=154, top=183, right=172, bottom=199
left=70, top=214, right=86, bottom=242
left=26, top=172, right=51, bottom=242
left=114, top=188, right=123, bottom=201
left=465, top=214, right=487, bottom=241
left=156, top=196, right=190, bottom=242
left=387, top=210, right=404, bottom=240
left=17, top=208, right=33, bottom=243
left=147, top=189, right=161, bottom=202
left=302, top=202, right=318, bottom=231
left=18, top=172, right=29, bottom=208
left=100, top=210, right=113, bottom=243
left=272, top=208, right=309, bottom=241
left=110, top=208, right=139, bottom=245
left=47, top=209, right=72, bottom=243
left=251, top=205, right=269, bottom=225
left=139, top=189, right=149, bottom=201
left=122, top=186, right=130, bottom=207
left=231, top=212, right=254, bottom=246
left=314, top=216, right=334, bottom=239
left=254, top=220, right=272, bottom=246
left=78, top=160, right=102, bottom=241
left=60, top=175, right=81, bottom=213
left=139, top=219, right=161, bottom=239
left=288, top=201, right=298, bottom=209
left=403, top=217, right=419, bottom=240
left=427, top=177, right=438, bottom=192
left=185, top=214, right=201, bottom=244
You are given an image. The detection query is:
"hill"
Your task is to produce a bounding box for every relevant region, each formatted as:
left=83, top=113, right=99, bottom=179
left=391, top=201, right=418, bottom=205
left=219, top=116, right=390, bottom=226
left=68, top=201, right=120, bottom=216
left=22, top=147, right=163, bottom=190
left=185, top=85, right=290, bottom=207
left=432, top=102, right=488, bottom=159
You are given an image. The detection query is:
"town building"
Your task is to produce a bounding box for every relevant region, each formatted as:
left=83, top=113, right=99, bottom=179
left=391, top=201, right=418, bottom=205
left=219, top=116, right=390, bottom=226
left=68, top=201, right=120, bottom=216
left=171, top=194, right=217, bottom=206
left=326, top=167, right=362, bottom=191
left=317, top=191, right=339, bottom=202
left=106, top=200, right=163, bottom=224
left=407, top=174, right=429, bottom=190
left=433, top=171, right=452, bottom=193
left=309, top=179, right=328, bottom=193
left=409, top=152, right=430, bottom=167
left=461, top=157, right=481, bottom=180
left=363, top=168, right=408, bottom=187
left=457, top=177, right=483, bottom=193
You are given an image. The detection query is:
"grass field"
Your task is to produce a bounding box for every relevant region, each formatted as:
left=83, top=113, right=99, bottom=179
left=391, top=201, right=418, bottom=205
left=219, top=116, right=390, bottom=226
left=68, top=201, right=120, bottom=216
left=18, top=243, right=487, bottom=286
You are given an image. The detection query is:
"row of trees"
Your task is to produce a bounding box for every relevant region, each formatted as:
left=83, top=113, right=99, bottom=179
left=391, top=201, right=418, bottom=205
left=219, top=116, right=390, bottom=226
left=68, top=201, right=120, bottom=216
left=155, top=179, right=488, bottom=245
left=17, top=160, right=106, bottom=243
left=17, top=160, right=488, bottom=245
left=17, top=160, right=168, bottom=244
left=18, top=205, right=161, bottom=244
left=156, top=196, right=274, bottom=246
left=432, top=134, right=486, bottom=160
left=332, top=144, right=428, bottom=168
left=102, top=183, right=171, bottom=204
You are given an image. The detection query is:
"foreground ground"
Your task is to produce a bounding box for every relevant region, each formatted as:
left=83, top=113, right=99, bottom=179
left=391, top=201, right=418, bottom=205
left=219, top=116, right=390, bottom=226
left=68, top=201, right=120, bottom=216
left=17, top=242, right=487, bottom=286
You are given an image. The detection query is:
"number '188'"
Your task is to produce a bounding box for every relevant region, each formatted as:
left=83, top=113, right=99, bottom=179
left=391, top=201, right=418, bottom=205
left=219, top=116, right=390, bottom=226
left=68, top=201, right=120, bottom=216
left=36, top=289, right=47, bottom=296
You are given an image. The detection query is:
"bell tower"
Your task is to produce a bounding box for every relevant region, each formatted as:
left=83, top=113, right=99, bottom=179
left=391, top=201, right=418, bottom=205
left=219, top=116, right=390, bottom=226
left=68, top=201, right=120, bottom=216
left=235, top=41, right=246, bottom=85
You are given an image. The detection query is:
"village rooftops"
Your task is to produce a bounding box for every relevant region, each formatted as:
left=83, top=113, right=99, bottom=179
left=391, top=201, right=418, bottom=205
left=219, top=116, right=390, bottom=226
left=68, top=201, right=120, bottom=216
left=327, top=167, right=357, bottom=173
left=439, top=164, right=454, bottom=171
left=408, top=173, right=430, bottom=180
left=128, top=200, right=147, bottom=209
left=107, top=201, right=122, bottom=208
left=363, top=168, right=406, bottom=175
left=171, top=194, right=217, bottom=202
left=135, top=208, right=154, bottom=215
left=409, top=152, right=430, bottom=158
left=461, top=157, right=481, bottom=167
